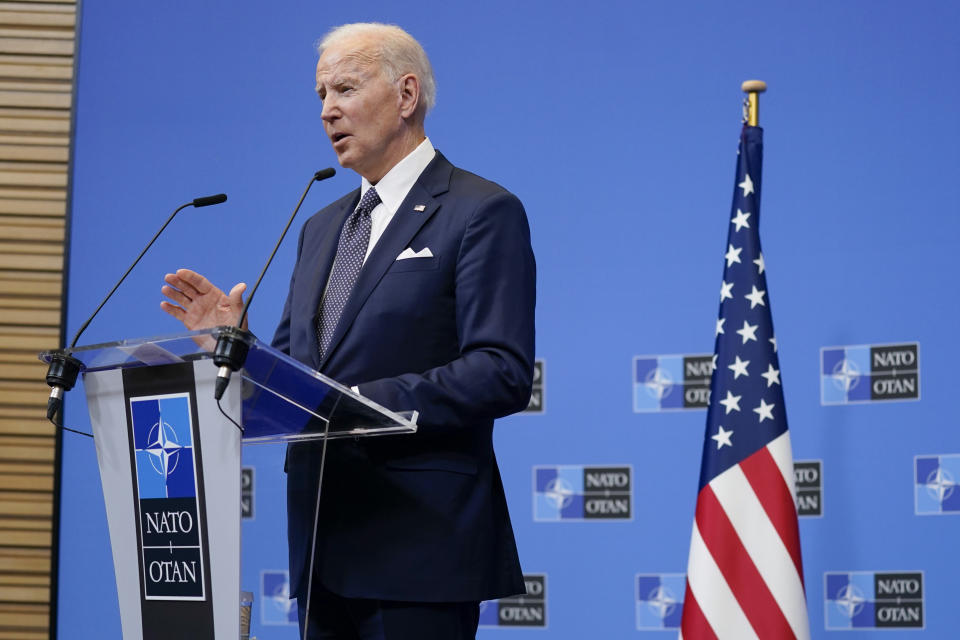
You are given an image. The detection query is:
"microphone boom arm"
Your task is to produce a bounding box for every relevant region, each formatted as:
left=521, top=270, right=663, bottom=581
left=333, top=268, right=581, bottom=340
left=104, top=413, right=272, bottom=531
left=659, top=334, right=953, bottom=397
left=213, top=169, right=335, bottom=400
left=44, top=193, right=228, bottom=423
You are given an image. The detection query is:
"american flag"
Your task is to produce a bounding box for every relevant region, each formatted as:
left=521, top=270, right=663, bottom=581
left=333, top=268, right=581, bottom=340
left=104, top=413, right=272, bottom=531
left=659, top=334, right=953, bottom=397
left=680, top=126, right=810, bottom=639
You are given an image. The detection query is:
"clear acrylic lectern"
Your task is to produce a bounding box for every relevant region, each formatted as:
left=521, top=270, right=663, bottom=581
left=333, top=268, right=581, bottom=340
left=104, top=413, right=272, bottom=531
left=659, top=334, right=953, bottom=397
left=40, top=327, right=417, bottom=640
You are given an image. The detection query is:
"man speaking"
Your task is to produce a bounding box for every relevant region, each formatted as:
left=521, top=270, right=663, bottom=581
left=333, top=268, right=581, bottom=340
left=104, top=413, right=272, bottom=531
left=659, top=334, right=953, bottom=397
left=160, top=22, right=536, bottom=639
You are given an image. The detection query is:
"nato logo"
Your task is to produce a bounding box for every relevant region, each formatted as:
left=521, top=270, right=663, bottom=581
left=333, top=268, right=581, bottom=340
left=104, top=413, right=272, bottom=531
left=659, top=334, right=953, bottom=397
left=260, top=570, right=298, bottom=625
left=241, top=466, right=254, bottom=520
left=533, top=465, right=632, bottom=521
left=915, top=454, right=960, bottom=515
left=132, top=394, right=197, bottom=501
left=479, top=574, right=546, bottom=628
left=633, top=353, right=713, bottom=412
left=131, top=393, right=205, bottom=600
left=825, top=571, right=924, bottom=629
left=636, top=573, right=684, bottom=630
left=523, top=359, right=545, bottom=413
left=821, top=342, right=919, bottom=405
left=794, top=460, right=823, bottom=518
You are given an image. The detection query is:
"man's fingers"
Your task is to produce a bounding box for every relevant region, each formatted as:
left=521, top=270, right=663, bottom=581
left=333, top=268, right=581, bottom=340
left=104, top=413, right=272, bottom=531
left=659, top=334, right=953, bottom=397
left=162, top=269, right=235, bottom=331
left=164, top=272, right=201, bottom=298
left=227, top=282, right=247, bottom=306
left=161, top=285, right=192, bottom=306
left=228, top=283, right=250, bottom=330
left=176, top=268, right=214, bottom=295
left=160, top=301, right=185, bottom=320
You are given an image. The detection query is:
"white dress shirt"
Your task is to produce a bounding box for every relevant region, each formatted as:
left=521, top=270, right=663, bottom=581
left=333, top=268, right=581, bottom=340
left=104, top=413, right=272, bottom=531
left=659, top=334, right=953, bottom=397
left=359, top=137, right=436, bottom=263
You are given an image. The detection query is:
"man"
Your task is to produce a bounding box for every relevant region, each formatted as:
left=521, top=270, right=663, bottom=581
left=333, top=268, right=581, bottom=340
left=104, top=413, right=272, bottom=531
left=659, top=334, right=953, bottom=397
left=161, top=23, right=535, bottom=639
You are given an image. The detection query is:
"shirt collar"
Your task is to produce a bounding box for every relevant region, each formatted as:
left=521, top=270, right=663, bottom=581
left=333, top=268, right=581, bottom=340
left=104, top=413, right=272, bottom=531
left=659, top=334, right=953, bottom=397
left=360, top=137, right=436, bottom=214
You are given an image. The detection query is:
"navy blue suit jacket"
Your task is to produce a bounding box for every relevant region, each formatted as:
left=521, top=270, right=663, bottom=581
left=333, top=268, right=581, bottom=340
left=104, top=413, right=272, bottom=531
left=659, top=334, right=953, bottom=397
left=272, top=151, right=535, bottom=603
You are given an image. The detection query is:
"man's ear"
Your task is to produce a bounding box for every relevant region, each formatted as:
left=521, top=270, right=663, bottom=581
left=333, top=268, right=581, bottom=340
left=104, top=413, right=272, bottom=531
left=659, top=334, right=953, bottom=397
left=398, top=73, right=421, bottom=119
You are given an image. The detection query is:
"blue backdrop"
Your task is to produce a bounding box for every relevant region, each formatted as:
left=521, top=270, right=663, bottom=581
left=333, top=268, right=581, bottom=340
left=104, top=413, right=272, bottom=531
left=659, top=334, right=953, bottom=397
left=56, top=1, right=960, bottom=637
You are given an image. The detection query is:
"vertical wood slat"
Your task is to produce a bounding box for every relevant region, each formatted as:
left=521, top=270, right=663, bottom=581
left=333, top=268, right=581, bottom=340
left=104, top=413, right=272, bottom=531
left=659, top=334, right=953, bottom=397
left=0, top=1, right=75, bottom=637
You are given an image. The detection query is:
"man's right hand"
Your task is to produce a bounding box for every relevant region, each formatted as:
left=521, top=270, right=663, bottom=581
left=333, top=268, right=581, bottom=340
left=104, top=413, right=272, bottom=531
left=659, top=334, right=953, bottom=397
left=161, top=268, right=247, bottom=330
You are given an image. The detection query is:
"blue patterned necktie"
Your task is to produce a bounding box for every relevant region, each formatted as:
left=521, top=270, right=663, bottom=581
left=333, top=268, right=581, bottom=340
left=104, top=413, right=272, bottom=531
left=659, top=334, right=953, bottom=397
left=317, top=187, right=381, bottom=359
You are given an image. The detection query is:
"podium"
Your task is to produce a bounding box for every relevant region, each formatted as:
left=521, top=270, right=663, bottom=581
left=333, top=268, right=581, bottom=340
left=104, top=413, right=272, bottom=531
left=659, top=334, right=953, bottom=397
left=41, top=328, right=417, bottom=640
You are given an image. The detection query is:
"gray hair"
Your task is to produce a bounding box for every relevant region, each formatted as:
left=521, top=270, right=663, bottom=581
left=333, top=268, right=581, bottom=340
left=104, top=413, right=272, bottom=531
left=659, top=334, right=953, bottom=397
left=317, top=23, right=436, bottom=113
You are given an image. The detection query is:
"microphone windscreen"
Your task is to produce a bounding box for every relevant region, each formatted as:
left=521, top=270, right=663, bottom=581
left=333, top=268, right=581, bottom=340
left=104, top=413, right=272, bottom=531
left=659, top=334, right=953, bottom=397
left=314, top=168, right=336, bottom=181
left=193, top=193, right=228, bottom=207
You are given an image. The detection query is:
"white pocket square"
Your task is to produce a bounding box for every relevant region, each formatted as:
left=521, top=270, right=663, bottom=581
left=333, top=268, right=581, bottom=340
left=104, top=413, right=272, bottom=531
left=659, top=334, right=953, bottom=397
left=396, top=247, right=434, bottom=260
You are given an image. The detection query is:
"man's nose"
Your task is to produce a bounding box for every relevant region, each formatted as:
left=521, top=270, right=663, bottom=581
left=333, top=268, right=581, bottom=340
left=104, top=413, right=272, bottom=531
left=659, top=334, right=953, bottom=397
left=320, top=96, right=338, bottom=122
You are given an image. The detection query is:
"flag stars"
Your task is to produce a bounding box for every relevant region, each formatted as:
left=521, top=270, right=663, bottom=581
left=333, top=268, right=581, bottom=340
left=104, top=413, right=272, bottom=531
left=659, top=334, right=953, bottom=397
left=753, top=253, right=765, bottom=275
left=738, top=173, right=754, bottom=197
left=745, top=285, right=767, bottom=309
left=753, top=398, right=775, bottom=422
left=728, top=355, right=750, bottom=379
left=720, top=281, right=734, bottom=302
left=769, top=336, right=778, bottom=352
left=712, top=425, right=734, bottom=449
left=731, top=209, right=751, bottom=232
left=716, top=317, right=725, bottom=336
left=736, top=320, right=759, bottom=344
left=718, top=390, right=742, bottom=414
left=761, top=363, right=781, bottom=387
left=724, top=244, right=743, bottom=267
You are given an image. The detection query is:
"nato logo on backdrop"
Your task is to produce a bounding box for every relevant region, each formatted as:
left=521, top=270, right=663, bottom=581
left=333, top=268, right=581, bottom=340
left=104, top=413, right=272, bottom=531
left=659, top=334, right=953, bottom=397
left=824, top=572, right=924, bottom=629
left=794, top=460, right=823, bottom=517
left=479, top=574, right=547, bottom=628
left=915, top=454, right=960, bottom=515
left=260, top=570, right=298, bottom=626
left=130, top=393, right=206, bottom=600
left=821, top=342, right=919, bottom=404
left=633, top=353, right=713, bottom=412
left=533, top=465, right=632, bottom=521
left=523, top=359, right=545, bottom=413
left=635, top=573, right=684, bottom=631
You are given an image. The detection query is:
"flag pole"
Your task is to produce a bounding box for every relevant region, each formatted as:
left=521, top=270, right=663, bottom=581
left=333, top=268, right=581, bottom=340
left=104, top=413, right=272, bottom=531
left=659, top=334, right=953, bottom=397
left=741, top=80, right=767, bottom=126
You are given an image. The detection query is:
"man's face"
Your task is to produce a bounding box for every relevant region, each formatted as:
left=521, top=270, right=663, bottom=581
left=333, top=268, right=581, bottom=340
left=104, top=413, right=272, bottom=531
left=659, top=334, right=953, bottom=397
left=316, top=37, right=405, bottom=183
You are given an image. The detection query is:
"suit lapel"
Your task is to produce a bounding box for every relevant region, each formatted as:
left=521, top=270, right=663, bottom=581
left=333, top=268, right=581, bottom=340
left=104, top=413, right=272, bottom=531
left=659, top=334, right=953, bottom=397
left=319, top=153, right=453, bottom=370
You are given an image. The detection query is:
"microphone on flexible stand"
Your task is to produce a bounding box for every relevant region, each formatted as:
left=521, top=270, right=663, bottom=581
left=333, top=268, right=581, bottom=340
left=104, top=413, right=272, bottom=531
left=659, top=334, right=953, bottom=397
left=212, top=169, right=336, bottom=400
left=44, top=193, right=229, bottom=423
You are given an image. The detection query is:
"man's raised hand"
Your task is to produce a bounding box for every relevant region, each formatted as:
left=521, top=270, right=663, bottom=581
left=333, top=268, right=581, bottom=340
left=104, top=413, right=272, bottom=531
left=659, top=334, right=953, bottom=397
left=161, top=268, right=247, bottom=330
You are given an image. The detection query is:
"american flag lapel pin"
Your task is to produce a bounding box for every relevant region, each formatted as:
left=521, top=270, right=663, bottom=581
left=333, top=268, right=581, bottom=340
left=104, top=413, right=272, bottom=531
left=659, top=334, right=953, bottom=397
left=413, top=204, right=426, bottom=212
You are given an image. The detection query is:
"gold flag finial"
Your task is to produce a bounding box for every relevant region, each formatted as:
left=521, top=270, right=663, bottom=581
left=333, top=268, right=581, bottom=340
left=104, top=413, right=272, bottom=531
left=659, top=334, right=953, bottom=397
left=741, top=80, right=767, bottom=126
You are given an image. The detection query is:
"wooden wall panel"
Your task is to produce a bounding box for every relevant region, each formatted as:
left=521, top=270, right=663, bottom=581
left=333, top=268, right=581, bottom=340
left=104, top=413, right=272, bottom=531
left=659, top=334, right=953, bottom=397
left=0, top=0, right=75, bottom=637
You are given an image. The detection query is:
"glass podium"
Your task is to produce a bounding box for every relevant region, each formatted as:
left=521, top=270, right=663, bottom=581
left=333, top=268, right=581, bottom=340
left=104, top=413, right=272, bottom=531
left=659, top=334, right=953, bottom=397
left=41, top=328, right=417, bottom=639
left=41, top=327, right=419, bottom=442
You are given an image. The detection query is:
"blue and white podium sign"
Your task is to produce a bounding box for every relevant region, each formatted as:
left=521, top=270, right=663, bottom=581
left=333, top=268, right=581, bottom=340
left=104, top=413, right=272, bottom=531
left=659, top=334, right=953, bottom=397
left=86, top=360, right=241, bottom=639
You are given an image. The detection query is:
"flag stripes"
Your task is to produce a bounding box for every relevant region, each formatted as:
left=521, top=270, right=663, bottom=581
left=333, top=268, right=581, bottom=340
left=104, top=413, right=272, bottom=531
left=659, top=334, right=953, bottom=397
left=686, top=523, right=759, bottom=639
left=695, top=484, right=796, bottom=639
left=740, top=443, right=804, bottom=578
left=766, top=430, right=799, bottom=508
left=679, top=583, right=717, bottom=640
left=712, top=456, right=809, bottom=638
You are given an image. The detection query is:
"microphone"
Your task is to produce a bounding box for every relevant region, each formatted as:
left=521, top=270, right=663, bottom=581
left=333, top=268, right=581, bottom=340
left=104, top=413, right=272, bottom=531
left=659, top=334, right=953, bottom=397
left=44, top=193, right=229, bottom=423
left=193, top=193, right=227, bottom=207
left=212, top=169, right=335, bottom=400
